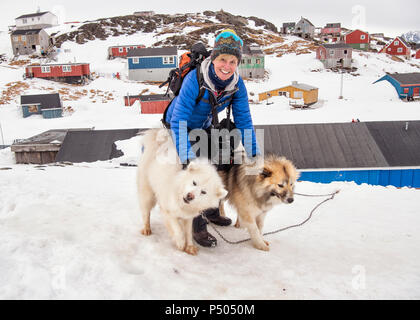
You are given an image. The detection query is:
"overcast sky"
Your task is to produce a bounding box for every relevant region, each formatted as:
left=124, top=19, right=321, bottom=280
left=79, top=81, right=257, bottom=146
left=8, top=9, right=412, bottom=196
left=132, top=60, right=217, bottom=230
left=1, top=0, right=419, bottom=37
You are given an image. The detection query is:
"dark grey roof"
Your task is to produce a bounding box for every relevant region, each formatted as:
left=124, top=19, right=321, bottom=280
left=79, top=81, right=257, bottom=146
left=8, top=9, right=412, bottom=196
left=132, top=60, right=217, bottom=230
left=11, top=28, right=43, bottom=35
left=16, top=11, right=49, bottom=19
left=127, top=47, right=177, bottom=58
left=325, top=23, right=341, bottom=28
left=139, top=94, right=171, bottom=102
left=44, top=121, right=420, bottom=167
left=282, top=22, right=295, bottom=27
left=21, top=93, right=61, bottom=109
left=415, top=43, right=420, bottom=50
left=242, top=45, right=263, bottom=55
left=320, top=43, right=352, bottom=49
left=366, top=121, right=420, bottom=166
left=255, top=121, right=420, bottom=169
left=55, top=129, right=145, bottom=163
left=12, top=129, right=68, bottom=146
left=387, top=73, right=420, bottom=85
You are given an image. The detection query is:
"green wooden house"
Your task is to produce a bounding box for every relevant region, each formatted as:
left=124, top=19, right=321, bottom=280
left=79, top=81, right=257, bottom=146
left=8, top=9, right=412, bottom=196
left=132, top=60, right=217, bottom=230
left=238, top=45, right=265, bottom=79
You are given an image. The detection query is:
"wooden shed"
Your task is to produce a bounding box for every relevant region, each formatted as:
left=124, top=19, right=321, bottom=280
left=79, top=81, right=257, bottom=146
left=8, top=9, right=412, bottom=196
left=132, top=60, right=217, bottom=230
left=11, top=129, right=68, bottom=164
left=124, top=95, right=141, bottom=106
left=21, top=93, right=62, bottom=119
left=259, top=81, right=318, bottom=107
left=139, top=94, right=171, bottom=114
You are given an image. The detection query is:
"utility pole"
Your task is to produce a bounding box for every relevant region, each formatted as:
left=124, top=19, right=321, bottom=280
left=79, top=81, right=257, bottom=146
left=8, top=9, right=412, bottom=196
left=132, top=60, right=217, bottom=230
left=339, top=68, right=344, bottom=99
left=0, top=122, right=4, bottom=146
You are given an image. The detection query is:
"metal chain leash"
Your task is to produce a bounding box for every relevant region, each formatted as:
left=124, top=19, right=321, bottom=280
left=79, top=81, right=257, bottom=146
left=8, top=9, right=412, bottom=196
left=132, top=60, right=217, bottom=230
left=205, top=190, right=340, bottom=245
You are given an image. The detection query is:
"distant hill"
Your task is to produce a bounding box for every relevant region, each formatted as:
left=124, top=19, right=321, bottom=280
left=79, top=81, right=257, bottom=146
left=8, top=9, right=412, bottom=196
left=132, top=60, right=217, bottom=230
left=54, top=10, right=281, bottom=50
left=402, top=30, right=420, bottom=44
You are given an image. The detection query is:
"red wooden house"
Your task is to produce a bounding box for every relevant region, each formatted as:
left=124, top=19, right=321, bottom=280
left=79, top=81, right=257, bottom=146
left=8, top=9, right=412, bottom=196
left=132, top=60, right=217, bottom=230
left=341, top=29, right=370, bottom=51
left=124, top=95, right=141, bottom=106
left=321, top=23, right=341, bottom=42
left=25, top=63, right=91, bottom=84
left=108, top=45, right=145, bottom=59
left=381, top=36, right=411, bottom=59
left=139, top=94, right=171, bottom=114
left=415, top=44, right=420, bottom=59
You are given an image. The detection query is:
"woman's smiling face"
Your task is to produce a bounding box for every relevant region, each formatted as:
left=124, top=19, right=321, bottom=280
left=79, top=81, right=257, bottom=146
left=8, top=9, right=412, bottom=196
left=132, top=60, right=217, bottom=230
left=212, top=54, right=239, bottom=81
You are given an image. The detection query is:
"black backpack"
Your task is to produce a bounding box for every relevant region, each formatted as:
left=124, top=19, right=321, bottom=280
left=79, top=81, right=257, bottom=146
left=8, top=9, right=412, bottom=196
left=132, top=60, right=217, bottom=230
left=160, top=42, right=210, bottom=127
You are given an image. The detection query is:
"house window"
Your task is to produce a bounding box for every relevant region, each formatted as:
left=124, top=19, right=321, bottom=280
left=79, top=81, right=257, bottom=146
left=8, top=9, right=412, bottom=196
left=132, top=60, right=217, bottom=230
left=28, top=105, right=38, bottom=113
left=360, top=44, right=365, bottom=49
left=256, top=58, right=261, bottom=64
left=132, top=57, right=139, bottom=64
left=344, top=50, right=348, bottom=54
left=360, top=35, right=366, bottom=40
left=38, top=17, right=40, bottom=21
left=41, top=66, right=51, bottom=73
left=119, top=47, right=123, bottom=53
left=13, top=36, right=18, bottom=42
left=294, top=91, right=303, bottom=98
left=397, top=48, right=403, bottom=53
left=23, top=18, right=27, bottom=24
left=394, top=41, right=399, bottom=46
left=404, top=88, right=409, bottom=93
left=163, top=56, right=174, bottom=64
left=388, top=48, right=391, bottom=52
left=21, top=36, right=26, bottom=41
left=330, top=49, right=335, bottom=56
left=62, top=65, right=72, bottom=72
left=247, top=59, right=252, bottom=64
left=241, top=59, right=245, bottom=64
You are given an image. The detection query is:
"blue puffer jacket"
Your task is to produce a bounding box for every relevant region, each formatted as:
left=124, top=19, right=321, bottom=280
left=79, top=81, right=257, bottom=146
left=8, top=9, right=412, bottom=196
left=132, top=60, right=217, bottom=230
left=165, top=57, right=260, bottom=164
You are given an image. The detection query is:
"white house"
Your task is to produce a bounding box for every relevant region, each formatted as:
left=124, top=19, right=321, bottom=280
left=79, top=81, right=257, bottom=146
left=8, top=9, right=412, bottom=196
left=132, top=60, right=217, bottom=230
left=15, top=11, right=58, bottom=30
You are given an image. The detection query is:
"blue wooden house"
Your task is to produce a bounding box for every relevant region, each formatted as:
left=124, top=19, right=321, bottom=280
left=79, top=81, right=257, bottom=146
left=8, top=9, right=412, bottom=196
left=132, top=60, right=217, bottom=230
left=256, top=121, right=420, bottom=188
left=373, top=73, right=420, bottom=101
left=21, top=93, right=62, bottom=118
left=127, top=47, right=178, bottom=82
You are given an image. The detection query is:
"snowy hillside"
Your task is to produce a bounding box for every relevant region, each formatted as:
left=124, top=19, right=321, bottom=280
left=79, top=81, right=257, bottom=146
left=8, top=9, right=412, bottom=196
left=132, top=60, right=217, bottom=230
left=1, top=11, right=420, bottom=300
left=0, top=13, right=419, bottom=144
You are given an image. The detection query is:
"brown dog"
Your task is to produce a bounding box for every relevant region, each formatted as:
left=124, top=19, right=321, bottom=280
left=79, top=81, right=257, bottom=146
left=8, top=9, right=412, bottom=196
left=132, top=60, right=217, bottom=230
left=219, top=154, right=299, bottom=251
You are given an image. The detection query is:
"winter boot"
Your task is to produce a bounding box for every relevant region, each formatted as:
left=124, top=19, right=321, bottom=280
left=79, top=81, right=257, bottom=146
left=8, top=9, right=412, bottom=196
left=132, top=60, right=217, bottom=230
left=203, top=207, right=232, bottom=226
left=192, top=214, right=217, bottom=247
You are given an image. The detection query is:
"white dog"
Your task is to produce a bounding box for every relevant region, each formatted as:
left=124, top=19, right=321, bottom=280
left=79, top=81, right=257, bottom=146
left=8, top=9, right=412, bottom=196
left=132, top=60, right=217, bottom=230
left=137, top=129, right=227, bottom=255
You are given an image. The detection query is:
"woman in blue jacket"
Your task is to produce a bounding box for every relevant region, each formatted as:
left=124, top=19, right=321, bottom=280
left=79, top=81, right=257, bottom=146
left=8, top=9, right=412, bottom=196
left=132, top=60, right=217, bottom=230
left=164, top=29, right=260, bottom=247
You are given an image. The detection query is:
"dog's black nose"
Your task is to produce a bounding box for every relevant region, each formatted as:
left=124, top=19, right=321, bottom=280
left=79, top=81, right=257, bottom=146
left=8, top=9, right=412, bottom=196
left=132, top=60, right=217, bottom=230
left=287, top=198, right=294, bottom=203
left=187, top=192, right=195, bottom=201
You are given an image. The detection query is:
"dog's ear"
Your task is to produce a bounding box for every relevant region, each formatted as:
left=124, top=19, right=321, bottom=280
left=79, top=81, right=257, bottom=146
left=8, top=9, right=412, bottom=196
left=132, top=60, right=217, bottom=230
left=283, top=160, right=299, bottom=181
left=260, top=168, right=272, bottom=179
left=217, top=188, right=228, bottom=199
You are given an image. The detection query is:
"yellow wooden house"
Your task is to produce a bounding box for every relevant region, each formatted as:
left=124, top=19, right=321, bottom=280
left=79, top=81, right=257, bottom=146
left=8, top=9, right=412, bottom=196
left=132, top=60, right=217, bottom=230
left=259, top=81, right=318, bottom=106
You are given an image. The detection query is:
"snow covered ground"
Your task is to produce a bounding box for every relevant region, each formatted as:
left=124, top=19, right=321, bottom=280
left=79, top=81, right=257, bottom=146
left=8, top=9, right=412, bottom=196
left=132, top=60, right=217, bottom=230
left=1, top=20, right=420, bottom=299
left=1, top=158, right=420, bottom=299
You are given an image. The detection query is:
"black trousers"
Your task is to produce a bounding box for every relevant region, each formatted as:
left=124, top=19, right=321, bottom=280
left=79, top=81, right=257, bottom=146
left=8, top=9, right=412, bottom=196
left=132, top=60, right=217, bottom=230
left=189, top=127, right=239, bottom=232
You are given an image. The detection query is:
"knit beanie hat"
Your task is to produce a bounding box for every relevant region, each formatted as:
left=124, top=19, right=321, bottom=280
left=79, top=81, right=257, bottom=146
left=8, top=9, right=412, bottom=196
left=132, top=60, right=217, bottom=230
left=211, top=29, right=243, bottom=63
